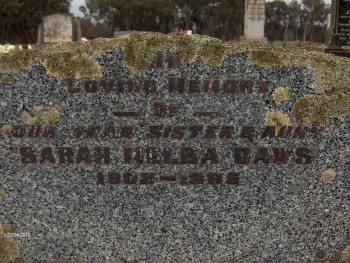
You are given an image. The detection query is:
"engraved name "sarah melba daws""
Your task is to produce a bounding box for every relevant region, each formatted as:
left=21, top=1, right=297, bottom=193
left=12, top=54, right=324, bottom=186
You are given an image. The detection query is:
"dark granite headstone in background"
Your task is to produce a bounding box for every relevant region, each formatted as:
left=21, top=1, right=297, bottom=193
left=0, top=33, right=349, bottom=262
left=326, top=0, right=350, bottom=57
left=333, top=0, right=350, bottom=46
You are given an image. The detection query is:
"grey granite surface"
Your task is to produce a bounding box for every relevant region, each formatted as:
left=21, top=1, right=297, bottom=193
left=0, top=47, right=349, bottom=262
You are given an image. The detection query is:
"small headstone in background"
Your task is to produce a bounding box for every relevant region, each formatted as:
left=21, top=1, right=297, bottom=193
left=44, top=14, right=73, bottom=43
left=37, top=14, right=81, bottom=44
left=241, top=0, right=268, bottom=42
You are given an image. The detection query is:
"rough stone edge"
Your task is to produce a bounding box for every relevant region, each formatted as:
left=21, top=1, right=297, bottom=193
left=0, top=32, right=349, bottom=126
left=0, top=224, right=19, bottom=263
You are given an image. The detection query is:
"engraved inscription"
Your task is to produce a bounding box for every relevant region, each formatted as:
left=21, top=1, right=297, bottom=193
left=335, top=0, right=350, bottom=45
left=67, top=78, right=270, bottom=94
left=11, top=61, right=326, bottom=187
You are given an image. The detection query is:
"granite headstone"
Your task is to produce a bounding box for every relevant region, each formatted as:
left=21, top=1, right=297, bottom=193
left=326, top=0, right=350, bottom=57
left=0, top=33, right=349, bottom=262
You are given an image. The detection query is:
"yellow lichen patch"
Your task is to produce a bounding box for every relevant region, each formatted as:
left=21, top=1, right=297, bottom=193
left=0, top=224, right=19, bottom=263
left=196, top=35, right=232, bottom=66
left=41, top=51, right=103, bottom=79
left=293, top=95, right=328, bottom=126
left=0, top=190, right=5, bottom=197
left=315, top=248, right=328, bottom=260
left=0, top=49, right=32, bottom=73
left=264, top=110, right=292, bottom=134
left=21, top=104, right=60, bottom=125
left=2, top=148, right=11, bottom=157
left=1, top=125, right=12, bottom=134
left=121, top=32, right=167, bottom=75
left=293, top=92, right=350, bottom=126
left=0, top=225, right=15, bottom=234
left=249, top=48, right=286, bottom=68
left=167, top=33, right=199, bottom=63
left=272, top=87, right=291, bottom=103
left=305, top=52, right=339, bottom=94
left=322, top=169, right=337, bottom=182
left=1, top=73, right=10, bottom=83
left=329, top=245, right=350, bottom=263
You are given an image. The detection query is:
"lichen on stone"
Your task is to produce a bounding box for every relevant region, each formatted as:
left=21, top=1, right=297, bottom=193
left=0, top=49, right=32, bottom=73
left=0, top=224, right=19, bottom=263
left=0, top=33, right=349, bottom=126
left=196, top=35, right=232, bottom=66
left=272, top=87, right=291, bottom=103
left=0, top=33, right=298, bottom=78
left=315, top=248, right=328, bottom=260
left=0, top=225, right=15, bottom=234
left=21, top=103, right=60, bottom=125
left=121, top=32, right=167, bottom=75
left=41, top=50, right=103, bottom=79
left=0, top=190, right=5, bottom=197
left=1, top=125, right=13, bottom=134
left=248, top=48, right=286, bottom=68
left=328, top=245, right=350, bottom=263
left=264, top=110, right=292, bottom=134
left=2, top=148, right=11, bottom=157
left=246, top=45, right=349, bottom=126
left=322, top=168, right=337, bottom=182
left=1, top=73, right=10, bottom=83
left=293, top=92, right=350, bottom=126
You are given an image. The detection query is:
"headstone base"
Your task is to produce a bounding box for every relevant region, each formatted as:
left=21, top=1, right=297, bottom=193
left=325, top=45, right=350, bottom=58
left=240, top=35, right=268, bottom=43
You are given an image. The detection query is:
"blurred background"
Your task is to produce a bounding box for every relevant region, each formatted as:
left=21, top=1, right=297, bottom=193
left=0, top=0, right=332, bottom=48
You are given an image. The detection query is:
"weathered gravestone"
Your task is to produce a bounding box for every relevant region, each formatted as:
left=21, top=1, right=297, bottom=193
left=0, top=33, right=349, bottom=262
left=326, top=0, right=350, bottom=57
left=37, top=14, right=81, bottom=45
left=241, top=0, right=267, bottom=42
